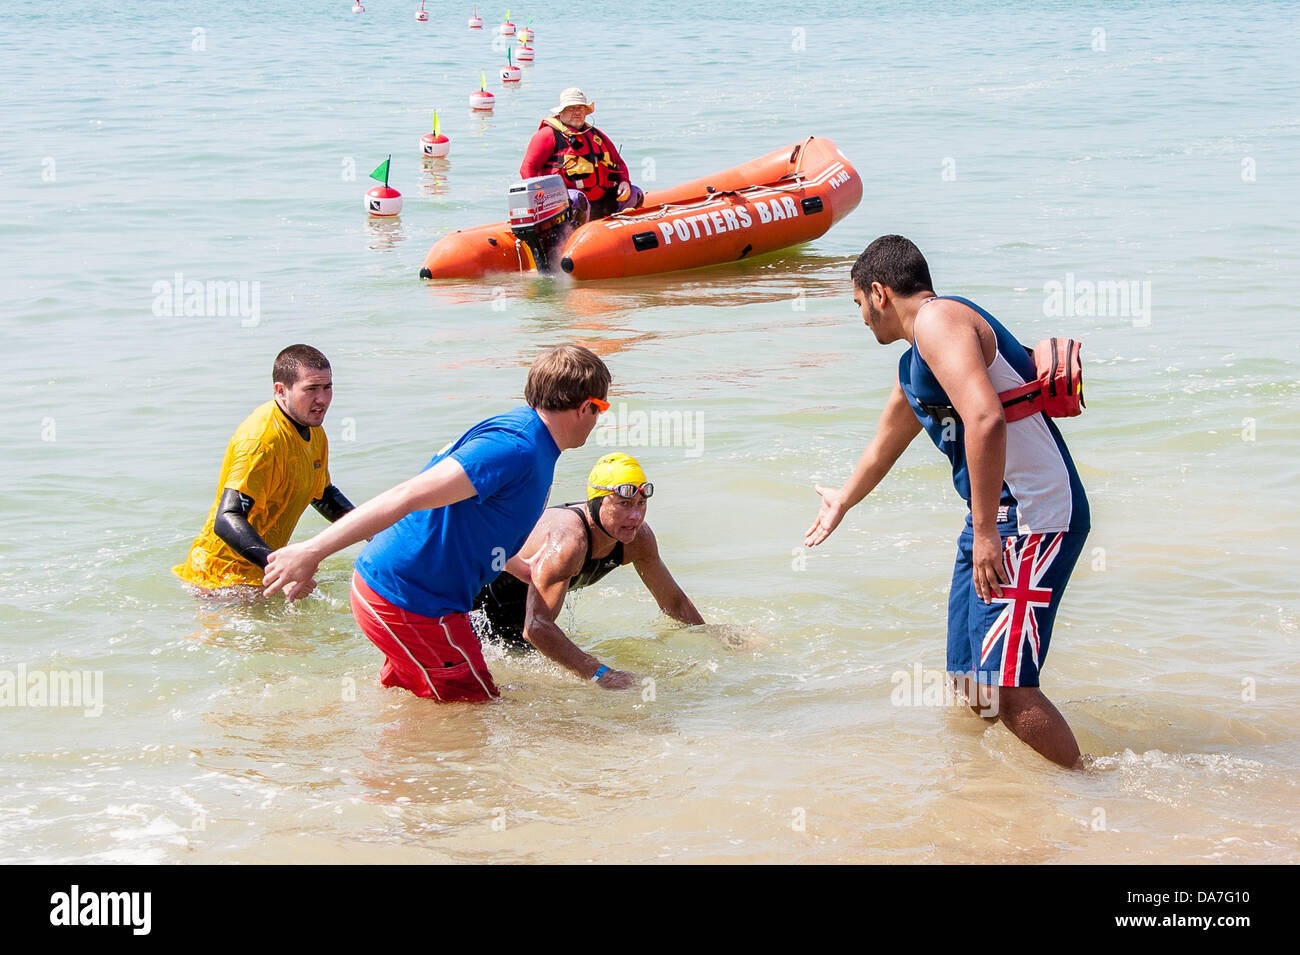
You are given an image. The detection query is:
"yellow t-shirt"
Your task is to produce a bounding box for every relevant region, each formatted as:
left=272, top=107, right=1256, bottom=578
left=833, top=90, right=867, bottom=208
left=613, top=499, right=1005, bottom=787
left=174, top=401, right=331, bottom=589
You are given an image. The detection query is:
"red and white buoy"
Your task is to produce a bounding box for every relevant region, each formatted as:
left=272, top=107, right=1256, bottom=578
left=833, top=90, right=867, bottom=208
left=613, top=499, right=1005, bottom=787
left=420, top=111, right=450, bottom=157
left=352, top=2, right=365, bottom=13
left=499, top=9, right=516, bottom=36
left=415, top=1, right=428, bottom=21
left=468, top=7, right=483, bottom=29
left=500, top=46, right=521, bottom=83
left=470, top=72, right=495, bottom=110
left=366, top=184, right=401, bottom=216
left=518, top=21, right=534, bottom=43
left=516, top=43, right=534, bottom=62
left=365, top=156, right=402, bottom=217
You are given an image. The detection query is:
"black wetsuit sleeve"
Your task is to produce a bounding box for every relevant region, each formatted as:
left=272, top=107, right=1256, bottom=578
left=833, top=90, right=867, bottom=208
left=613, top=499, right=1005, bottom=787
left=311, top=484, right=355, bottom=523
left=213, top=488, right=273, bottom=569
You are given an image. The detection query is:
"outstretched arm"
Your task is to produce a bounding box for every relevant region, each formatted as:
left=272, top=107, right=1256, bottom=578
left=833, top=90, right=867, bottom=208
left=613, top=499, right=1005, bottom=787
left=263, top=457, right=477, bottom=600
left=631, top=526, right=705, bottom=626
left=805, top=380, right=922, bottom=546
left=523, top=536, right=637, bottom=689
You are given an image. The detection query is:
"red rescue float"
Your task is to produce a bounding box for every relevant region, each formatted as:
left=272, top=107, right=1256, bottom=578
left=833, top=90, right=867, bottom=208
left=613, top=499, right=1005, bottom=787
left=418, top=137, right=861, bottom=281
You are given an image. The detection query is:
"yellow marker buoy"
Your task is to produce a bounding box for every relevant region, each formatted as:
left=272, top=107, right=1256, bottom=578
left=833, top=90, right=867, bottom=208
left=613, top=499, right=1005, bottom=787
left=470, top=72, right=495, bottom=110
left=421, top=111, right=451, bottom=157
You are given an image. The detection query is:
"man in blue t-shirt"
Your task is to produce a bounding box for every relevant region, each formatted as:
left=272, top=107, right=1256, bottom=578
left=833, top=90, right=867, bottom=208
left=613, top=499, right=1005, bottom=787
left=262, top=345, right=619, bottom=702
left=805, top=235, right=1090, bottom=768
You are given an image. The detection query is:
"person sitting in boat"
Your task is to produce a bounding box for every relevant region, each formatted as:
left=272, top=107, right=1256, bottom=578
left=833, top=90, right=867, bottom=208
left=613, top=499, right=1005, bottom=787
left=520, top=88, right=644, bottom=222
left=472, top=453, right=704, bottom=685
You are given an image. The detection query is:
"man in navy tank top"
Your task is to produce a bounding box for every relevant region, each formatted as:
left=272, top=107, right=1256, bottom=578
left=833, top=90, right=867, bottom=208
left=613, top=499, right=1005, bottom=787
left=806, top=235, right=1090, bottom=768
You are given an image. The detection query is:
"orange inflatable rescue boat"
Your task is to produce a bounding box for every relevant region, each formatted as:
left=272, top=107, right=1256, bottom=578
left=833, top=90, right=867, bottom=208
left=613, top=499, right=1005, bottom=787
left=418, top=136, right=862, bottom=281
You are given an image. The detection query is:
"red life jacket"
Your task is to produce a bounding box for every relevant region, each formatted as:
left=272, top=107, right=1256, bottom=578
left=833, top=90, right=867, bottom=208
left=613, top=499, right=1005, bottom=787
left=998, top=338, right=1085, bottom=422
left=538, top=117, right=619, bottom=199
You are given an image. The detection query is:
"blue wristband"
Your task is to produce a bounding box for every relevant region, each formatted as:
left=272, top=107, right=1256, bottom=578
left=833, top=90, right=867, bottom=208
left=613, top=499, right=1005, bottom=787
left=591, top=664, right=610, bottom=683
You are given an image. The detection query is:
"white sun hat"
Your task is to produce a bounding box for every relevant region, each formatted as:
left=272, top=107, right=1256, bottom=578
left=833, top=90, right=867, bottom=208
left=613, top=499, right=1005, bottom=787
left=551, top=88, right=595, bottom=116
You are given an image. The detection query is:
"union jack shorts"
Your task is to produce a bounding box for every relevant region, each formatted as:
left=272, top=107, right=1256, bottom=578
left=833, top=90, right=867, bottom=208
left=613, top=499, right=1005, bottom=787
left=947, top=524, right=1088, bottom=687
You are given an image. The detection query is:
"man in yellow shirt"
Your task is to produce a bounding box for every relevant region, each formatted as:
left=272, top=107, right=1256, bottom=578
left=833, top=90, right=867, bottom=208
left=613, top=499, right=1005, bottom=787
left=174, top=344, right=354, bottom=593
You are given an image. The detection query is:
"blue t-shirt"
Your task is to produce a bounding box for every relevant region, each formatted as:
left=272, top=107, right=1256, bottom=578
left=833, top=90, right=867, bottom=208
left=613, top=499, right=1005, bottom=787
left=354, top=406, right=561, bottom=618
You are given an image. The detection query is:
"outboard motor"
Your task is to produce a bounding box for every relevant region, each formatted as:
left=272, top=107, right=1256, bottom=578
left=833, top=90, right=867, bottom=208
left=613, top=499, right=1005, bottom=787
left=508, top=175, right=584, bottom=272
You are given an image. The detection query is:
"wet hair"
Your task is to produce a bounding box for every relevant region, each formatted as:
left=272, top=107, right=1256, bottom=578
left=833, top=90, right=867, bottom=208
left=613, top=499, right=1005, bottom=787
left=524, top=344, right=611, bottom=411
left=273, top=344, right=331, bottom=387
left=850, top=235, right=935, bottom=297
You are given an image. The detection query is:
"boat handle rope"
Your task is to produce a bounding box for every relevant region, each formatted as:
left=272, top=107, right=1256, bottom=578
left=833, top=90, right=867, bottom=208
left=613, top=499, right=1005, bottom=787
left=616, top=179, right=811, bottom=221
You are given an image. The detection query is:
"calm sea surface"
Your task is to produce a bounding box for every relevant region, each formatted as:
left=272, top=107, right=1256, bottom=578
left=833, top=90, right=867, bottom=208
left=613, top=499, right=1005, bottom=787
left=2, top=0, right=1298, bottom=863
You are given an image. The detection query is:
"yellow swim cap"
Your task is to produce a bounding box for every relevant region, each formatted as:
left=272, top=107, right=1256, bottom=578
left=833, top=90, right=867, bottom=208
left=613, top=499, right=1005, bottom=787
left=587, top=452, right=647, bottom=500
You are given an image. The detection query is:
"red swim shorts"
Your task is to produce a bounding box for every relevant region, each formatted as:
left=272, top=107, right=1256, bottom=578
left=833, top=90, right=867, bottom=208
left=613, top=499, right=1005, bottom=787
left=349, top=572, right=500, bottom=703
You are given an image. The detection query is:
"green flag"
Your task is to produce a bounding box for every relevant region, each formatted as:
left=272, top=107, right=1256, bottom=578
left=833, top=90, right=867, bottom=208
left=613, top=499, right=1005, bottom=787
left=369, top=156, right=390, bottom=186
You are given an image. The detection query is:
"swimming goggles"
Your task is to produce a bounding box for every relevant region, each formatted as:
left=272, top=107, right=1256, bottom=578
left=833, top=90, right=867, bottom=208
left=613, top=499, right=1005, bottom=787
left=589, top=482, right=654, bottom=500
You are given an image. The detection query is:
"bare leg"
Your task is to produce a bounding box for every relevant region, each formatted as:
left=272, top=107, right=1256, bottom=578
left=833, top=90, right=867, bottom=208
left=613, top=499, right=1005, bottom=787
left=994, top=686, right=1082, bottom=769
left=950, top=673, right=998, bottom=722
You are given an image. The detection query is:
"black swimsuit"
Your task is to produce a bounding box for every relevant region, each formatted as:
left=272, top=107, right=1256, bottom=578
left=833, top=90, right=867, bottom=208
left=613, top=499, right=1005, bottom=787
left=471, top=504, right=625, bottom=647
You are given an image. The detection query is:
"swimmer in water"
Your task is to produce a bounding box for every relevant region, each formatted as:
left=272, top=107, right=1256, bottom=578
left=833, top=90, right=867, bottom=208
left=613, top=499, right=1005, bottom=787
left=262, top=345, right=615, bottom=702
left=174, top=344, right=354, bottom=595
left=472, top=453, right=706, bottom=686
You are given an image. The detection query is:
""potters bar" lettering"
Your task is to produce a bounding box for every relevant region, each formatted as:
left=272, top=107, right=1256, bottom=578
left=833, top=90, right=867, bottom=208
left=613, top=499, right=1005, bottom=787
left=655, top=195, right=801, bottom=246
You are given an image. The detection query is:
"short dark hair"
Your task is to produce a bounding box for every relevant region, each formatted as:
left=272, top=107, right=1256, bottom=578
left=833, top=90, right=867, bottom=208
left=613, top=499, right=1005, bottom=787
left=850, top=235, right=935, bottom=297
left=524, top=344, right=611, bottom=411
left=273, top=344, right=331, bottom=387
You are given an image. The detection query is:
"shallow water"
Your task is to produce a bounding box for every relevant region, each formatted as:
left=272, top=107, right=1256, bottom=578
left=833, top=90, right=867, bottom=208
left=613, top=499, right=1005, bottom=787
left=2, top=0, right=1298, bottom=863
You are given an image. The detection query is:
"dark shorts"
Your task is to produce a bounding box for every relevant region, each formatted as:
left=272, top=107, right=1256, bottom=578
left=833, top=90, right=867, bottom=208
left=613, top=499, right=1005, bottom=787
left=471, top=573, right=530, bottom=649
left=947, top=525, right=1087, bottom=688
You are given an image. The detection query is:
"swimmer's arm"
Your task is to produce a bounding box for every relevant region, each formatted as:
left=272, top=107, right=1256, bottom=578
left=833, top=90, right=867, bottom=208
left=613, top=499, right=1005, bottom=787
left=213, top=489, right=273, bottom=569
left=805, top=381, right=922, bottom=546
left=311, top=484, right=355, bottom=523
left=631, top=526, right=705, bottom=626
left=263, top=458, right=476, bottom=599
left=523, top=538, right=635, bottom=689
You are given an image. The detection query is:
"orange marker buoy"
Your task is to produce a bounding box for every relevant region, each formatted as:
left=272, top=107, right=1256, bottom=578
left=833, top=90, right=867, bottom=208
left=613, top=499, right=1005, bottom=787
left=518, top=19, right=534, bottom=43
left=468, top=7, right=483, bottom=28
left=420, top=111, right=450, bottom=157
left=516, top=43, right=534, bottom=62
left=415, top=1, right=428, bottom=21
left=500, top=46, right=521, bottom=83
left=470, top=72, right=495, bottom=110
left=365, top=156, right=402, bottom=217
left=499, top=8, right=516, bottom=35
